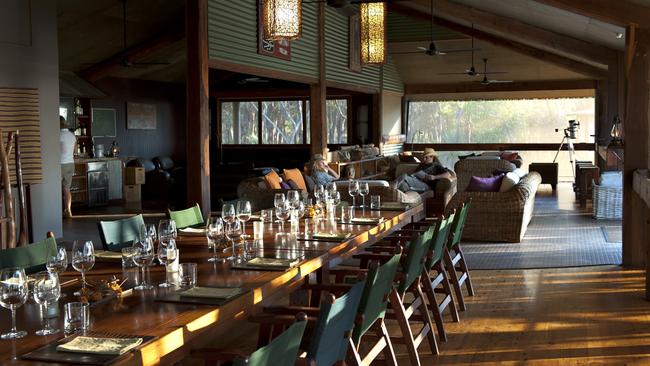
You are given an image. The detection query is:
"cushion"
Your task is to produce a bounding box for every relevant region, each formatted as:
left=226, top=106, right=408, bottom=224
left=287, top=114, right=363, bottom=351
left=280, top=181, right=291, bottom=190
left=512, top=168, right=527, bottom=179
left=264, top=170, right=282, bottom=189
left=287, top=180, right=300, bottom=190
left=283, top=168, right=307, bottom=191
left=500, top=152, right=519, bottom=162
left=499, top=172, right=521, bottom=192
left=466, top=174, right=505, bottom=192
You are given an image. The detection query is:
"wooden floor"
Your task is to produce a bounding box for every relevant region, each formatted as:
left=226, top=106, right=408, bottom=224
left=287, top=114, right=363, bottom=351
left=391, top=266, right=650, bottom=365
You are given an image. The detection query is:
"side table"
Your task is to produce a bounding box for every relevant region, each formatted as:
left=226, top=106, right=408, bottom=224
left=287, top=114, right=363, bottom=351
left=529, top=162, right=558, bottom=190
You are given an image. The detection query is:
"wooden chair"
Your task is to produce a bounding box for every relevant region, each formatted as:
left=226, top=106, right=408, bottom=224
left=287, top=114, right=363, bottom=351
left=168, top=203, right=204, bottom=229
left=0, top=236, right=56, bottom=274
left=98, top=214, right=145, bottom=252
left=192, top=313, right=309, bottom=366
left=444, top=200, right=475, bottom=311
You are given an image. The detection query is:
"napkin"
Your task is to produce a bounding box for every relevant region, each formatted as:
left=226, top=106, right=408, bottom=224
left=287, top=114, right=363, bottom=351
left=246, top=257, right=299, bottom=268
left=179, top=227, right=206, bottom=236
left=312, top=232, right=351, bottom=241
left=57, top=336, right=143, bottom=355
left=379, top=202, right=409, bottom=210
left=179, top=286, right=241, bottom=299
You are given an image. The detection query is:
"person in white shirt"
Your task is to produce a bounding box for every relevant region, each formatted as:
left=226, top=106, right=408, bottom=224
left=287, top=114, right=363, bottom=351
left=60, top=116, right=77, bottom=218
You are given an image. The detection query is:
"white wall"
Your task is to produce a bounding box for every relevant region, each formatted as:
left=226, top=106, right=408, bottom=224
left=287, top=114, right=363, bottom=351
left=381, top=91, right=403, bottom=136
left=0, top=0, right=61, bottom=238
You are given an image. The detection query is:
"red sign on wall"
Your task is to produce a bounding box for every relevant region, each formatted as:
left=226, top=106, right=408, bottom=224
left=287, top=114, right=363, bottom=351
left=257, top=0, right=292, bottom=60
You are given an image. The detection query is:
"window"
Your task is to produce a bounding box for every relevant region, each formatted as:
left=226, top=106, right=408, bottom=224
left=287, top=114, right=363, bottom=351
left=262, top=101, right=305, bottom=144
left=326, top=99, right=348, bottom=144
left=221, top=101, right=259, bottom=144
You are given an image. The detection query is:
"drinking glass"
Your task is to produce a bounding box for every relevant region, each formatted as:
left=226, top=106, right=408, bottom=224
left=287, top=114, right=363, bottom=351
left=206, top=216, right=224, bottom=263
left=261, top=209, right=274, bottom=224
left=157, top=239, right=177, bottom=287
left=314, top=185, right=325, bottom=204
left=222, top=203, right=236, bottom=224
left=178, top=263, right=197, bottom=288
left=46, top=246, right=68, bottom=275
left=275, top=201, right=291, bottom=232
left=370, top=195, right=381, bottom=210
left=158, top=219, right=174, bottom=243
left=236, top=200, right=252, bottom=238
left=132, top=239, right=155, bottom=290
left=64, top=302, right=89, bottom=333
left=287, top=191, right=300, bottom=209
left=72, top=240, right=95, bottom=293
left=273, top=193, right=286, bottom=210
left=348, top=180, right=360, bottom=208
left=33, top=271, right=61, bottom=335
left=146, top=224, right=157, bottom=244
left=225, top=220, right=243, bottom=262
left=359, top=182, right=369, bottom=208
left=0, top=267, right=28, bottom=339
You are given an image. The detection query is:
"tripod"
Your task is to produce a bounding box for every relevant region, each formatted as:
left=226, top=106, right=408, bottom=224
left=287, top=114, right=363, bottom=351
left=552, top=133, right=576, bottom=179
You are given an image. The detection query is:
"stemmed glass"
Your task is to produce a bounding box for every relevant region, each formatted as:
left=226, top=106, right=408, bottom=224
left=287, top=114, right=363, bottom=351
left=0, top=267, right=28, bottom=339
left=33, top=271, right=61, bottom=335
left=157, top=239, right=177, bottom=288
left=132, top=238, right=155, bottom=290
left=295, top=200, right=306, bottom=236
left=348, top=181, right=360, bottom=208
left=359, top=182, right=369, bottom=208
left=287, top=191, right=300, bottom=209
left=236, top=201, right=252, bottom=239
left=146, top=224, right=157, bottom=244
left=72, top=240, right=95, bottom=294
left=314, top=185, right=325, bottom=205
left=276, top=201, right=291, bottom=232
left=225, top=220, right=243, bottom=262
left=46, top=246, right=68, bottom=275
left=222, top=203, right=236, bottom=224
left=206, top=216, right=225, bottom=263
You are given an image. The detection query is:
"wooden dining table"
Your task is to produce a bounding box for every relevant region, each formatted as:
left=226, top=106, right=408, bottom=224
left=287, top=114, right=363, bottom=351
left=0, top=205, right=424, bottom=365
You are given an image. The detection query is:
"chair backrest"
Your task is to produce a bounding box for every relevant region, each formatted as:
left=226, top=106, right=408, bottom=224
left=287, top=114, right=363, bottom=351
left=98, top=214, right=145, bottom=252
left=425, top=214, right=454, bottom=270
left=234, top=314, right=308, bottom=366
left=448, top=200, right=471, bottom=249
left=352, top=251, right=402, bottom=343
left=397, top=230, right=431, bottom=294
left=307, top=281, right=365, bottom=366
left=0, top=236, right=56, bottom=274
left=168, top=203, right=204, bottom=229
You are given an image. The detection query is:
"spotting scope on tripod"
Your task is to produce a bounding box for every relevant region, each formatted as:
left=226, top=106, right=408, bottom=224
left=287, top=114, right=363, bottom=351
left=553, top=120, right=580, bottom=178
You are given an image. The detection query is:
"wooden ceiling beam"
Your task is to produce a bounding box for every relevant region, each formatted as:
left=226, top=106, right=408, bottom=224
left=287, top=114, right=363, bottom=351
left=389, top=3, right=609, bottom=79
left=532, top=0, right=650, bottom=27
left=79, top=27, right=184, bottom=82
left=405, top=79, right=597, bottom=94
left=429, top=0, right=616, bottom=67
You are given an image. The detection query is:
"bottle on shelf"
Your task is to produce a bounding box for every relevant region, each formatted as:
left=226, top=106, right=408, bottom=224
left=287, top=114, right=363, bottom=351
left=74, top=99, right=84, bottom=116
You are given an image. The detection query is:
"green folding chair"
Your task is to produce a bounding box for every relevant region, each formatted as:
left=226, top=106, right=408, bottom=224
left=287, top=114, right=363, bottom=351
left=0, top=236, right=57, bottom=274
left=168, top=203, right=204, bottom=229
left=98, top=214, right=145, bottom=252
left=445, top=199, right=475, bottom=311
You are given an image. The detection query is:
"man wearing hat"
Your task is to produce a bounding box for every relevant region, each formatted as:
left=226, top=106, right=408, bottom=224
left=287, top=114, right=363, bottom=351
left=393, top=147, right=455, bottom=192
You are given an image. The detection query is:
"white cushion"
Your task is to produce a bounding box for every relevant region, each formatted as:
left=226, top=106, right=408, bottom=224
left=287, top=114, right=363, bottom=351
left=512, top=168, right=527, bottom=179
left=499, top=172, right=520, bottom=192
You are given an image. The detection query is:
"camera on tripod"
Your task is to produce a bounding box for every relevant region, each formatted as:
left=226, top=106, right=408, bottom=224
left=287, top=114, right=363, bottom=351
left=554, top=120, right=580, bottom=140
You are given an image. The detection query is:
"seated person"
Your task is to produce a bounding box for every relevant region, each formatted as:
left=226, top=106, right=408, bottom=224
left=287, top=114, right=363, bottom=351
left=393, top=148, right=455, bottom=193
left=310, top=154, right=340, bottom=186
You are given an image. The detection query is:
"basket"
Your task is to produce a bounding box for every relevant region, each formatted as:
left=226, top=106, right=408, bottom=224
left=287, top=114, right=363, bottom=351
left=592, top=181, right=622, bottom=219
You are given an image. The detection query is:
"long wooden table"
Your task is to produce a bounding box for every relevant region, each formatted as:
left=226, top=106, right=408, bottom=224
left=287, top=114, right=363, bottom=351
left=0, top=205, right=424, bottom=365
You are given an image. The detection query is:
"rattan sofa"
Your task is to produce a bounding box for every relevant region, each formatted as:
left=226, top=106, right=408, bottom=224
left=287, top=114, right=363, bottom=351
left=447, top=158, right=541, bottom=243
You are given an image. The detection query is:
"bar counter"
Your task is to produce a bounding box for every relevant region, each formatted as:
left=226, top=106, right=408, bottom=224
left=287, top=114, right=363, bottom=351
left=0, top=205, right=424, bottom=365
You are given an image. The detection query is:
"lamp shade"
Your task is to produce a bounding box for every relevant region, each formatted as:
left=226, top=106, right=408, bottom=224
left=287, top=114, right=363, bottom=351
left=360, top=2, right=386, bottom=65
left=263, top=0, right=302, bottom=40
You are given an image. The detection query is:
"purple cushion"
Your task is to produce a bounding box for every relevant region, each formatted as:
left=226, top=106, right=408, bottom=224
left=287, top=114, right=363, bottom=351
left=466, top=174, right=505, bottom=192
left=280, top=181, right=291, bottom=190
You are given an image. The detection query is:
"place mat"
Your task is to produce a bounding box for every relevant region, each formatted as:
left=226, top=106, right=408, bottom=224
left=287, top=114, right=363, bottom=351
left=21, top=334, right=155, bottom=365
left=155, top=286, right=247, bottom=306
left=347, top=217, right=384, bottom=225
left=297, top=233, right=352, bottom=242
left=178, top=227, right=206, bottom=236
left=375, top=202, right=411, bottom=211
left=94, top=250, right=122, bottom=263
left=179, top=286, right=243, bottom=299
left=231, top=257, right=301, bottom=271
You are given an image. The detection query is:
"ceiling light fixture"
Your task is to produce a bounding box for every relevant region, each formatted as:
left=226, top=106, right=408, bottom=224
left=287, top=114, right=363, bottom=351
left=360, top=2, right=386, bottom=65
left=263, top=0, right=302, bottom=40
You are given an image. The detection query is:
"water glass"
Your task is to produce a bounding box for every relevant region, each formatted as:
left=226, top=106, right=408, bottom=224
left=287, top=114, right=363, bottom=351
left=121, top=247, right=137, bottom=269
left=72, top=240, right=95, bottom=293
left=33, top=271, right=61, bottom=335
left=340, top=205, right=352, bottom=223
left=253, top=221, right=264, bottom=240
left=261, top=209, right=274, bottom=224
left=158, top=239, right=177, bottom=287
left=206, top=216, right=224, bottom=263
left=46, top=246, right=68, bottom=274
left=64, top=302, right=89, bottom=333
left=179, top=263, right=197, bottom=288
left=370, top=195, right=381, bottom=210
left=0, top=267, right=28, bottom=339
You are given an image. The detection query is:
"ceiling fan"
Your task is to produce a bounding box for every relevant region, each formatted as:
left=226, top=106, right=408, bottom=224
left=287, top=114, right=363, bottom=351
left=438, top=25, right=508, bottom=77
left=392, top=0, right=478, bottom=56
left=478, top=58, right=512, bottom=85
left=113, top=0, right=171, bottom=67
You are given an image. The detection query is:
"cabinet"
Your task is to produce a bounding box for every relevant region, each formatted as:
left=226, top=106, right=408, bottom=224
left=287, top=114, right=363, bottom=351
left=71, top=158, right=121, bottom=207
left=70, top=163, right=88, bottom=206
left=328, top=156, right=387, bottom=180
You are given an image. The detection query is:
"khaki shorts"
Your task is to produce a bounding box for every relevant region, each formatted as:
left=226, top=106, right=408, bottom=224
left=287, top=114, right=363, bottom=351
left=61, top=163, right=74, bottom=190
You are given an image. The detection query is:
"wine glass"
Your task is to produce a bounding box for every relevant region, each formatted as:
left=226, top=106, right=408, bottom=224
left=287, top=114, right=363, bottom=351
left=222, top=203, right=236, bottom=224
left=332, top=191, right=341, bottom=206
left=287, top=191, right=300, bottom=209
left=236, top=201, right=252, bottom=239
left=146, top=224, right=157, bottom=244
left=225, top=220, right=243, bottom=263
left=359, top=182, right=369, bottom=208
left=295, top=200, right=306, bottom=235
left=132, top=238, right=155, bottom=290
left=273, top=193, right=286, bottom=209
left=46, top=246, right=68, bottom=275
left=206, top=216, right=224, bottom=263
left=348, top=181, right=360, bottom=208
left=0, top=267, right=28, bottom=339
left=314, top=185, right=325, bottom=205
left=157, top=239, right=177, bottom=288
left=33, top=271, right=61, bottom=335
left=275, top=201, right=291, bottom=232
left=158, top=219, right=173, bottom=243
left=72, top=240, right=95, bottom=294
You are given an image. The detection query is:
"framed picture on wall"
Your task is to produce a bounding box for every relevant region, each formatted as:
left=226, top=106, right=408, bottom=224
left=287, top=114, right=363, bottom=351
left=257, top=0, right=292, bottom=60
left=91, top=108, right=117, bottom=137
left=126, top=102, right=156, bottom=130
left=349, top=14, right=361, bottom=73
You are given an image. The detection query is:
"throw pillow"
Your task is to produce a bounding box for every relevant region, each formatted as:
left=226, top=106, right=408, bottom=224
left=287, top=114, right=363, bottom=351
left=499, top=172, right=521, bottom=192
left=264, top=170, right=282, bottom=189
left=287, top=180, right=301, bottom=190
left=280, top=181, right=291, bottom=190
left=466, top=174, right=505, bottom=192
left=500, top=151, right=519, bottom=162
left=512, top=168, right=527, bottom=179
left=283, top=168, right=307, bottom=191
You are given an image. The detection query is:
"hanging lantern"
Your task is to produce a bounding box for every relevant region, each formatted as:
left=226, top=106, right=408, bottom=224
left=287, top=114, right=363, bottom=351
left=263, top=0, right=302, bottom=40
left=360, top=2, right=386, bottom=65
left=610, top=115, right=623, bottom=145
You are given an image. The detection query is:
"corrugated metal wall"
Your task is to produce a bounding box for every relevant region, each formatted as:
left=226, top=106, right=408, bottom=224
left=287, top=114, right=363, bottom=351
left=382, top=55, right=404, bottom=93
